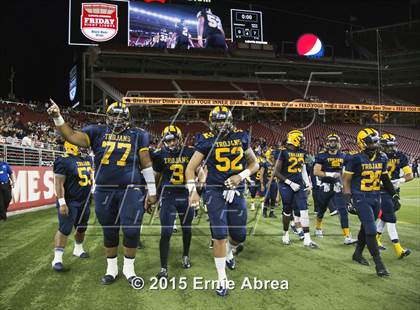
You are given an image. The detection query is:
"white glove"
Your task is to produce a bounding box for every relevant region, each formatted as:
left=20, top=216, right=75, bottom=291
left=304, top=183, right=313, bottom=192
left=325, top=172, right=341, bottom=179
left=224, top=178, right=236, bottom=190
left=285, top=179, right=301, bottom=192
left=223, top=190, right=240, bottom=203
left=391, top=178, right=405, bottom=189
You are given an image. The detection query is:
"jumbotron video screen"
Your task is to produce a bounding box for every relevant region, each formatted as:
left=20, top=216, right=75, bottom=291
left=1, top=0, right=420, bottom=309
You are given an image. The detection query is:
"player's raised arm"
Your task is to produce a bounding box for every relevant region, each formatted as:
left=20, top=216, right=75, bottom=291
left=196, top=13, right=205, bottom=47
left=47, top=99, right=90, bottom=148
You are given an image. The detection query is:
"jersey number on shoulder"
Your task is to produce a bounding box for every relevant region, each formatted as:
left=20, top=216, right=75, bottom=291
left=360, top=170, right=382, bottom=191
left=215, top=147, right=243, bottom=172
left=169, top=164, right=184, bottom=185
left=77, top=167, right=93, bottom=187
left=288, top=157, right=304, bottom=173
left=207, top=14, right=219, bottom=28
left=101, top=141, right=132, bottom=166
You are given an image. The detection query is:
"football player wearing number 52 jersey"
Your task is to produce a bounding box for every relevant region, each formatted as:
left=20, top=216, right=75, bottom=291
left=48, top=100, right=157, bottom=287
left=343, top=128, right=400, bottom=277
left=186, top=106, right=259, bottom=297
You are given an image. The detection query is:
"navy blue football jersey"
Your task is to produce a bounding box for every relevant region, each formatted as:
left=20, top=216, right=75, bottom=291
left=262, top=159, right=275, bottom=184
left=344, top=151, right=388, bottom=194
left=82, top=125, right=150, bottom=186
left=151, top=146, right=195, bottom=192
left=314, top=151, right=346, bottom=183
left=194, top=129, right=250, bottom=188
left=197, top=10, right=224, bottom=38
left=53, top=154, right=93, bottom=203
left=278, top=148, right=307, bottom=185
left=384, top=151, right=411, bottom=180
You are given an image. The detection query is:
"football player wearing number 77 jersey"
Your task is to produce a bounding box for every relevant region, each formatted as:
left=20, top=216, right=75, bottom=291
left=343, top=128, right=400, bottom=277
left=48, top=100, right=157, bottom=287
left=274, top=130, right=317, bottom=248
left=186, top=106, right=259, bottom=297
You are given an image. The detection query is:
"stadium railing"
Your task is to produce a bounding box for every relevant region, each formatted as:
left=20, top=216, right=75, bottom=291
left=0, top=143, right=64, bottom=166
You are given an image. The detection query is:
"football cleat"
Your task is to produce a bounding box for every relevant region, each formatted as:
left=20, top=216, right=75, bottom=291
left=398, top=248, right=411, bottom=259
left=304, top=241, right=319, bottom=249
left=250, top=204, right=255, bottom=211
left=290, top=225, right=299, bottom=235
left=315, top=229, right=324, bottom=238
left=378, top=244, right=386, bottom=250
left=73, top=251, right=89, bottom=258
left=344, top=237, right=358, bottom=245
left=233, top=244, right=244, bottom=256
left=208, top=239, right=214, bottom=249
left=330, top=210, right=339, bottom=216
left=352, top=254, right=369, bottom=266
left=182, top=256, right=191, bottom=269
left=282, top=235, right=291, bottom=245
left=269, top=211, right=277, bottom=218
left=156, top=268, right=168, bottom=279
left=52, top=262, right=64, bottom=272
left=375, top=265, right=390, bottom=277
left=298, top=231, right=305, bottom=240
left=226, top=258, right=236, bottom=270
left=262, top=209, right=268, bottom=218
left=101, top=274, right=117, bottom=285
left=216, top=284, right=229, bottom=297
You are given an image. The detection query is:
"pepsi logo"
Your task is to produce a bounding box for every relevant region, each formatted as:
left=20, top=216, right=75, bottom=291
left=296, top=33, right=324, bottom=58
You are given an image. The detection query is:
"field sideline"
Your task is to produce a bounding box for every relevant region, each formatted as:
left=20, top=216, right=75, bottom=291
left=0, top=180, right=419, bottom=310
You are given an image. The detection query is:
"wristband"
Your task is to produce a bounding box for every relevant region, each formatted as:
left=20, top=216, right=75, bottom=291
left=53, top=115, right=65, bottom=126
left=238, top=169, right=251, bottom=181
left=325, top=172, right=336, bottom=178
left=186, top=180, right=197, bottom=194
left=141, top=167, right=156, bottom=196
left=398, top=177, right=406, bottom=184
left=285, top=179, right=292, bottom=185
left=58, top=198, right=66, bottom=206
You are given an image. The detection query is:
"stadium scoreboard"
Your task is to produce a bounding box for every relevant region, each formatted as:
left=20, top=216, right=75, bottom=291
left=230, top=9, right=266, bottom=44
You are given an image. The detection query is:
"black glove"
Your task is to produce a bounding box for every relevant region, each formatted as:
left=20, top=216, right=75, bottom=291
left=392, top=194, right=401, bottom=212
left=343, top=193, right=357, bottom=215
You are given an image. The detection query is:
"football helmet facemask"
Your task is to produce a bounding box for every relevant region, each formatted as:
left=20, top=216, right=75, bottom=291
left=357, top=128, right=380, bottom=155
left=106, top=102, right=130, bottom=134
left=325, top=134, right=341, bottom=151
left=209, top=106, right=233, bottom=137
left=162, top=125, right=183, bottom=152
left=380, top=133, right=397, bottom=154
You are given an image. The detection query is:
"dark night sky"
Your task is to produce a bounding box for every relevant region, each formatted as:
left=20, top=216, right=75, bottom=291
left=1, top=0, right=418, bottom=105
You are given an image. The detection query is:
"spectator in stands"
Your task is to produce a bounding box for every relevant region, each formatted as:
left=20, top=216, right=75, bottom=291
left=0, top=154, right=15, bottom=221
left=6, top=133, right=19, bottom=145
left=21, top=134, right=33, bottom=148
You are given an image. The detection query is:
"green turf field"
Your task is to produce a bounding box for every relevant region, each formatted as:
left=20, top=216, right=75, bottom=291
left=0, top=180, right=419, bottom=310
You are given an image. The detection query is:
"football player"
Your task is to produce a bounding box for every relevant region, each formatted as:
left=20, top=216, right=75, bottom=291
left=185, top=106, right=259, bottom=297
left=51, top=142, right=93, bottom=271
left=343, top=128, right=400, bottom=277
left=248, top=149, right=263, bottom=212
left=48, top=100, right=156, bottom=286
left=155, top=28, right=169, bottom=49
left=174, top=19, right=194, bottom=49
left=152, top=126, right=195, bottom=279
left=196, top=8, right=227, bottom=51
left=376, top=133, right=413, bottom=258
left=261, top=149, right=278, bottom=218
left=313, top=134, right=357, bottom=245
left=274, top=130, right=316, bottom=248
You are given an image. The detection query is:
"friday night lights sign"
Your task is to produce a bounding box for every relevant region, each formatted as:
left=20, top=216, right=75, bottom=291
left=81, top=3, right=118, bottom=41
left=69, top=0, right=128, bottom=46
